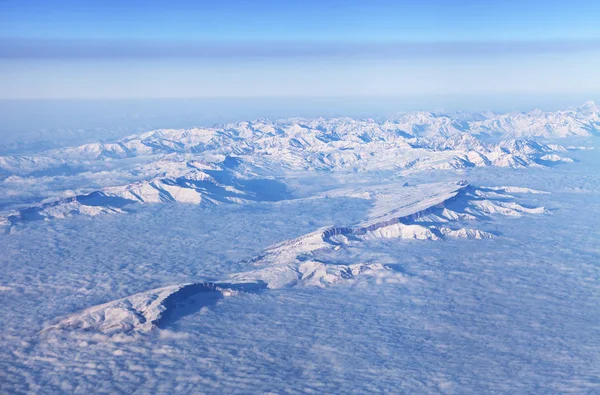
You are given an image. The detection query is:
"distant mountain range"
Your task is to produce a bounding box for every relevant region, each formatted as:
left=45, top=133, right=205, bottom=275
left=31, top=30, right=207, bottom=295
left=0, top=102, right=596, bottom=225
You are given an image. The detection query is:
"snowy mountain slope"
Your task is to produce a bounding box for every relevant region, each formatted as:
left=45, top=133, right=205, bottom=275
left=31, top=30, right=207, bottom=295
left=42, top=284, right=193, bottom=334
left=42, top=181, right=547, bottom=335
left=42, top=260, right=390, bottom=335
left=41, top=282, right=267, bottom=335
left=255, top=181, right=545, bottom=257
left=1, top=159, right=292, bottom=225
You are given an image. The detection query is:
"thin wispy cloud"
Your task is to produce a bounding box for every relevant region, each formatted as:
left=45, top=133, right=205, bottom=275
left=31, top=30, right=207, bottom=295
left=2, top=38, right=600, bottom=60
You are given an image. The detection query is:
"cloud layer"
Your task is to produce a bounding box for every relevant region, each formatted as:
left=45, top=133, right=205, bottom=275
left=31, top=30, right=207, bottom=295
left=2, top=38, right=600, bottom=59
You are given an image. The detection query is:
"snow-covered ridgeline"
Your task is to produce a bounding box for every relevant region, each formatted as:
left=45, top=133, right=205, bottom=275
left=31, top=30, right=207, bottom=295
left=0, top=159, right=291, bottom=225
left=247, top=181, right=547, bottom=267
left=42, top=181, right=548, bottom=335
left=41, top=282, right=266, bottom=335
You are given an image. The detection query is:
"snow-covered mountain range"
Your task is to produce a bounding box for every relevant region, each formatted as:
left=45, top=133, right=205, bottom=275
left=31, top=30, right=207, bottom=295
left=2, top=103, right=596, bottom=225
left=3, top=101, right=599, bottom=174
left=4, top=101, right=599, bottom=395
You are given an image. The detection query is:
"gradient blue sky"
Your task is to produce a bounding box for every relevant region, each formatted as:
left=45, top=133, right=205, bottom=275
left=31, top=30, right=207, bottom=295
left=1, top=0, right=600, bottom=105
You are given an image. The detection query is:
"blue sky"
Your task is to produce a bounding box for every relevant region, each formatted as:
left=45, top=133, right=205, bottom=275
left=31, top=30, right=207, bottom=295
left=2, top=0, right=600, bottom=42
left=1, top=0, right=599, bottom=105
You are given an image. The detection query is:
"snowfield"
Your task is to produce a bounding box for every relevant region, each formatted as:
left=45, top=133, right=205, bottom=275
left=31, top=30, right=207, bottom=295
left=1, top=103, right=599, bottom=393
